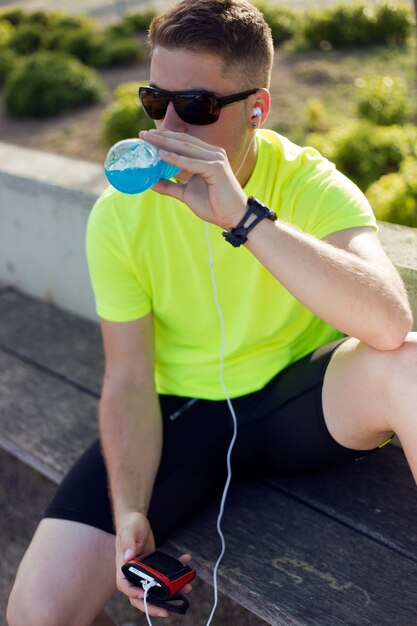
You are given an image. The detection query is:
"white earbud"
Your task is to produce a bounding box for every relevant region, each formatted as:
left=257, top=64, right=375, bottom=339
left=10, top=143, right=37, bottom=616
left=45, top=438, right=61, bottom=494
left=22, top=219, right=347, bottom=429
left=252, top=107, right=262, bottom=128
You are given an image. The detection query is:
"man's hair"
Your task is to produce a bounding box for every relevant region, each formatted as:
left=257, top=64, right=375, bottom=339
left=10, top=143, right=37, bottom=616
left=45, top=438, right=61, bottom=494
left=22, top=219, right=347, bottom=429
left=148, top=0, right=274, bottom=89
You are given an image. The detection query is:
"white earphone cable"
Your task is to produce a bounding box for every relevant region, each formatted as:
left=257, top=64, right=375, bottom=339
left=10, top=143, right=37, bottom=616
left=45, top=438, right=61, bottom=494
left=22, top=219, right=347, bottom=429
left=204, top=127, right=258, bottom=626
left=141, top=580, right=157, bottom=626
left=204, top=222, right=239, bottom=626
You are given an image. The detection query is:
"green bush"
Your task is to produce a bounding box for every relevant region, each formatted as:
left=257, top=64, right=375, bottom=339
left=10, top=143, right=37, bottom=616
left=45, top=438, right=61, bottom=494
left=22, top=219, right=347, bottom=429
left=255, top=3, right=300, bottom=46
left=366, top=157, right=417, bottom=227
left=49, top=12, right=93, bottom=30
left=0, top=19, right=13, bottom=46
left=4, top=51, right=106, bottom=118
left=304, top=98, right=331, bottom=133
left=303, top=4, right=375, bottom=48
left=355, top=75, right=409, bottom=126
left=89, top=35, right=146, bottom=67
left=302, top=2, right=413, bottom=49
left=58, top=26, right=98, bottom=64
left=0, top=9, right=25, bottom=26
left=42, top=13, right=94, bottom=50
left=122, top=9, right=158, bottom=33
left=24, top=10, right=51, bottom=26
left=101, top=82, right=153, bottom=147
left=46, top=25, right=144, bottom=67
left=8, top=22, right=44, bottom=54
left=374, top=2, right=414, bottom=47
left=0, top=47, right=20, bottom=83
left=307, top=122, right=417, bottom=191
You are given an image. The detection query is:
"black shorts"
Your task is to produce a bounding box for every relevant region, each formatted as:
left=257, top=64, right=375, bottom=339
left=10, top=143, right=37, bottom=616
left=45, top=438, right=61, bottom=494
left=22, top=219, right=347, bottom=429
left=44, top=338, right=382, bottom=545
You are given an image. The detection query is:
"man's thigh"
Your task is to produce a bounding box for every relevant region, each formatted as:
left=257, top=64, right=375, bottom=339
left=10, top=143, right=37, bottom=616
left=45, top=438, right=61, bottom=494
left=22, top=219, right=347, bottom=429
left=244, top=338, right=386, bottom=477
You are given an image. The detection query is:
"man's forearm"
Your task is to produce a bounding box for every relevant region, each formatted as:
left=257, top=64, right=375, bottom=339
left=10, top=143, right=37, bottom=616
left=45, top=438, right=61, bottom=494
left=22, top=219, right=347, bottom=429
left=99, top=381, right=163, bottom=529
left=245, top=218, right=412, bottom=350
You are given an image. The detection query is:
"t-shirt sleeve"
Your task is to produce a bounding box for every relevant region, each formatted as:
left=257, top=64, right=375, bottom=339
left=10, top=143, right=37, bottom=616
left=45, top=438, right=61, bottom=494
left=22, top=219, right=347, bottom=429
left=282, top=149, right=378, bottom=239
left=86, top=198, right=151, bottom=322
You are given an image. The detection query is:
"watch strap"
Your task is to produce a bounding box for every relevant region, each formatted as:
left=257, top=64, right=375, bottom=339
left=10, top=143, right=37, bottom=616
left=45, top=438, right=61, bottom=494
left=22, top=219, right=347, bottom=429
left=222, top=196, right=277, bottom=247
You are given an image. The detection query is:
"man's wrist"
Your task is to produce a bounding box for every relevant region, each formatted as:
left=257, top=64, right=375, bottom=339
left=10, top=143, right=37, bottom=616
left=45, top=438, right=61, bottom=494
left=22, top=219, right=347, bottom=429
left=222, top=196, right=277, bottom=247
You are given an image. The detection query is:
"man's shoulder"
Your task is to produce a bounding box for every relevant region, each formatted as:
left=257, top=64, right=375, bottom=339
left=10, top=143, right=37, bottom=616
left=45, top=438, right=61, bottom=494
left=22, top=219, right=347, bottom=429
left=258, top=128, right=330, bottom=166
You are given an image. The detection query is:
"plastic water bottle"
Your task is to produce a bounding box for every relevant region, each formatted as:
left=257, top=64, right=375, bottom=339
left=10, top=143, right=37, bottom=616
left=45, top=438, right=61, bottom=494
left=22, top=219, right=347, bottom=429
left=104, top=138, right=181, bottom=195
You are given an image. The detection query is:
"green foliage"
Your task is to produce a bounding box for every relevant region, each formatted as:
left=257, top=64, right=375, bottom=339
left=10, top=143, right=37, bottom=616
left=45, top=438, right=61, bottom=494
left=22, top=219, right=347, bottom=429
left=302, top=2, right=414, bottom=49
left=304, top=98, right=331, bottom=132
left=49, top=13, right=93, bottom=30
left=101, top=82, right=153, bottom=148
left=0, top=8, right=143, bottom=68
left=21, top=10, right=50, bottom=26
left=303, top=4, right=374, bottom=49
left=366, top=158, right=417, bottom=227
left=0, top=19, right=13, bottom=46
left=0, top=47, right=19, bottom=83
left=4, top=51, right=106, bottom=118
left=45, top=24, right=144, bottom=68
left=42, top=14, right=95, bottom=51
left=89, top=36, right=146, bottom=68
left=255, top=3, right=300, bottom=46
left=123, top=9, right=158, bottom=33
left=308, top=122, right=417, bottom=191
left=374, top=2, right=414, bottom=47
left=355, top=75, right=409, bottom=125
left=0, top=9, right=25, bottom=26
left=57, top=26, right=99, bottom=64
left=8, top=22, right=44, bottom=54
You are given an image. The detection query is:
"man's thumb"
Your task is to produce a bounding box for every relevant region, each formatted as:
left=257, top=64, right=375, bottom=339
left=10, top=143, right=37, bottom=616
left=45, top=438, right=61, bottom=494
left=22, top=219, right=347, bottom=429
left=123, top=548, right=134, bottom=562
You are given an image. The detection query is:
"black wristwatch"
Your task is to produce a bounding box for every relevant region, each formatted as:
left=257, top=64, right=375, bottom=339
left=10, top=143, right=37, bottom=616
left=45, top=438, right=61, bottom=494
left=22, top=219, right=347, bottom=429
left=222, top=196, right=277, bottom=248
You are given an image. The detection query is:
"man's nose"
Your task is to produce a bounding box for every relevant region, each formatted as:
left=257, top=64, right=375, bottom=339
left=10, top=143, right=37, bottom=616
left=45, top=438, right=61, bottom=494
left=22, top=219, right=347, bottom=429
left=160, top=102, right=187, bottom=132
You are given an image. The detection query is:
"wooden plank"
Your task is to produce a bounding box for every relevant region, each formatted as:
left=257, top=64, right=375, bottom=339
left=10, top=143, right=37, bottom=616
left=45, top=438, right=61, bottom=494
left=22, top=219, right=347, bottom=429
left=264, top=446, right=417, bottom=563
left=166, top=481, right=417, bottom=626
left=0, top=350, right=98, bottom=483
left=0, top=289, right=103, bottom=395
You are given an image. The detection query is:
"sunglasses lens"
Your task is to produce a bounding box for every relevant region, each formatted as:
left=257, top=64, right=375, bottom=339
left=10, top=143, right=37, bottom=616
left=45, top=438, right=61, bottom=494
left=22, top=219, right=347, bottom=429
left=139, top=88, right=221, bottom=125
left=140, top=89, right=169, bottom=120
left=175, top=94, right=219, bottom=125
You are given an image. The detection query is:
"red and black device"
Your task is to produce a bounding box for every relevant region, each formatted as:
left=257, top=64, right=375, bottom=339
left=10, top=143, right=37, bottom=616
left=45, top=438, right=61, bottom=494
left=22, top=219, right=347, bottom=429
left=122, top=550, right=196, bottom=615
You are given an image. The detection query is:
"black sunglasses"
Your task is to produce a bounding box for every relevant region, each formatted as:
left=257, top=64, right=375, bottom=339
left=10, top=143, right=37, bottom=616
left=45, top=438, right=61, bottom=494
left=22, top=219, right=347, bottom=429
left=139, top=86, right=258, bottom=126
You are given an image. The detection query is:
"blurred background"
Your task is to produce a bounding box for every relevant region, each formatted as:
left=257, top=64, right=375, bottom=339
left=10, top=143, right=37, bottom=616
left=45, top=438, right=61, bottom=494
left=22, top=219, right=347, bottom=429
left=0, top=0, right=415, bottom=226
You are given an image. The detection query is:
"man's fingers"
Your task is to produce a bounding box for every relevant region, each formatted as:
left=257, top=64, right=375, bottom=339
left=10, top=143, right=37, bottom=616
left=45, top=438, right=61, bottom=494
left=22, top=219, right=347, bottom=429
left=130, top=596, right=169, bottom=618
left=179, top=553, right=192, bottom=564
left=141, top=129, right=225, bottom=161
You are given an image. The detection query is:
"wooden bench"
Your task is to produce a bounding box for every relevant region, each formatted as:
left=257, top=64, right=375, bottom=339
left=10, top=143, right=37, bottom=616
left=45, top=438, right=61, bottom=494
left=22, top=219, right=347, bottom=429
left=2, top=285, right=417, bottom=625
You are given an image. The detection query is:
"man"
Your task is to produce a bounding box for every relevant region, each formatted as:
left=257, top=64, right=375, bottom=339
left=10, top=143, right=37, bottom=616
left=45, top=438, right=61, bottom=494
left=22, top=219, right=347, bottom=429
left=7, top=1, right=416, bottom=625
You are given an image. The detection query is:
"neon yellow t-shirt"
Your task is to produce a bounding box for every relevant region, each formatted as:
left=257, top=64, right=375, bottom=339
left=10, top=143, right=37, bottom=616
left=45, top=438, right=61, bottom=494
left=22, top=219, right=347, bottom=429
left=86, top=129, right=377, bottom=399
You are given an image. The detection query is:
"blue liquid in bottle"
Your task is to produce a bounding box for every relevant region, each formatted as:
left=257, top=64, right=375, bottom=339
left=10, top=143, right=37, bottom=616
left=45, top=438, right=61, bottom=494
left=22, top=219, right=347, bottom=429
left=104, top=138, right=180, bottom=194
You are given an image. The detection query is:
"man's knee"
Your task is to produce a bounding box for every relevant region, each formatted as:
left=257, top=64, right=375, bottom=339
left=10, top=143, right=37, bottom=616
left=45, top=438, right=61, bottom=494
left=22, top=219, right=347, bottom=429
left=372, top=331, right=417, bottom=390
left=354, top=331, right=417, bottom=383
left=7, top=581, right=59, bottom=626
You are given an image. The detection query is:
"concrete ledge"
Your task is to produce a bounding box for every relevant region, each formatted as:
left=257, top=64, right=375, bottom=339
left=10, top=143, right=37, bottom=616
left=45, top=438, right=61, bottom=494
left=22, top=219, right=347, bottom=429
left=0, top=142, right=107, bottom=321
left=0, top=142, right=416, bottom=324
left=377, top=222, right=417, bottom=328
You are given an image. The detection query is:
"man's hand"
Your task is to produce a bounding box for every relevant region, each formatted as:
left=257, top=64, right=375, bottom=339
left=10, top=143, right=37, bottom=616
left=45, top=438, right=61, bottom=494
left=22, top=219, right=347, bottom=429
left=115, top=512, right=162, bottom=616
left=116, top=511, right=193, bottom=618
left=139, top=129, right=248, bottom=230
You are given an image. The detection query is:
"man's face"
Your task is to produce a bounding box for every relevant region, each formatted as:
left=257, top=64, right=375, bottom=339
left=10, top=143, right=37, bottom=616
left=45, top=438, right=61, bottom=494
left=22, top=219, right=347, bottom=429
left=149, top=46, right=253, bottom=182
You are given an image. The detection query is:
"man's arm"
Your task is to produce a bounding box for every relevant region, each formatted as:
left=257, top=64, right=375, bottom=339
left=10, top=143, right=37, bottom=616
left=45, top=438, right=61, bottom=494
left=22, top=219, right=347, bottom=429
left=244, top=222, right=412, bottom=351
left=99, top=313, right=169, bottom=616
